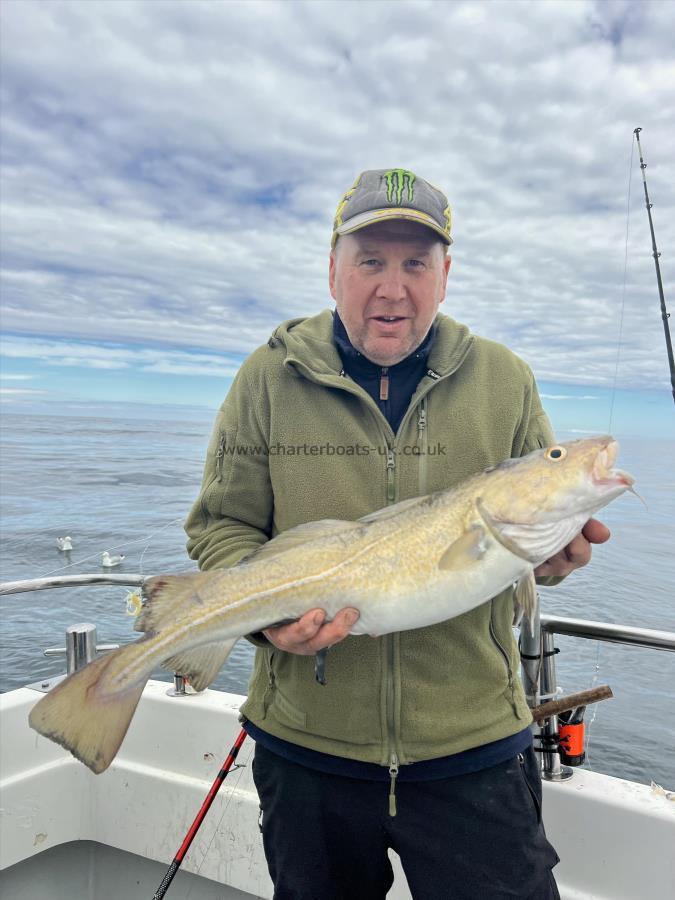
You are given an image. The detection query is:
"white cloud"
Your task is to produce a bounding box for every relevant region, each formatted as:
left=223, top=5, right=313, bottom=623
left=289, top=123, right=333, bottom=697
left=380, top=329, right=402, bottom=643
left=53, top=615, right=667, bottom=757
left=0, top=335, right=243, bottom=378
left=540, top=394, right=600, bottom=401
left=0, top=388, right=46, bottom=396
left=0, top=0, right=673, bottom=390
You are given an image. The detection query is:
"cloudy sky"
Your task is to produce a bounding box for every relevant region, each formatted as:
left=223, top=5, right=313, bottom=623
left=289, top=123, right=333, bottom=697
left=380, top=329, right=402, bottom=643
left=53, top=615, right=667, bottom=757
left=1, top=0, right=674, bottom=436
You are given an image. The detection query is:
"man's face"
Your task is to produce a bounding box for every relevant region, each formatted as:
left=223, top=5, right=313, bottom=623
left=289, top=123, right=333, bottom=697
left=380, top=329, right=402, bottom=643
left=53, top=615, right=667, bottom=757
left=329, top=221, right=451, bottom=367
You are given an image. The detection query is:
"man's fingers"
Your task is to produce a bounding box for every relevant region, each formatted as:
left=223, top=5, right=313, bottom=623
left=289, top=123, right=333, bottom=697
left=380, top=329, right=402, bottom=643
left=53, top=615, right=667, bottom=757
left=305, top=608, right=360, bottom=652
left=263, top=607, right=359, bottom=655
left=582, top=518, right=611, bottom=544
left=565, top=534, right=592, bottom=567
left=263, top=608, right=325, bottom=650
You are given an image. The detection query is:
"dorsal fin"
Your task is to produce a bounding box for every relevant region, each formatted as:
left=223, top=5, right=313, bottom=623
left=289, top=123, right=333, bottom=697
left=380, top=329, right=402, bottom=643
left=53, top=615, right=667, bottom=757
left=238, top=519, right=364, bottom=565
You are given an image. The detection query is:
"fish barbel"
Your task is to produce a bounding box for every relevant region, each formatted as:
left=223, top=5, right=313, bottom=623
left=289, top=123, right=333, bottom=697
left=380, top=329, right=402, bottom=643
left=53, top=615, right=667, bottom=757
left=29, top=436, right=634, bottom=773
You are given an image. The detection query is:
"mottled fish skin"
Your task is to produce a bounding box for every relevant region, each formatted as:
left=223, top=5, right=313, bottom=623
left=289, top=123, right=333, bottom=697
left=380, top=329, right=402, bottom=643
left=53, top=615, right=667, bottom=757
left=29, top=436, right=634, bottom=772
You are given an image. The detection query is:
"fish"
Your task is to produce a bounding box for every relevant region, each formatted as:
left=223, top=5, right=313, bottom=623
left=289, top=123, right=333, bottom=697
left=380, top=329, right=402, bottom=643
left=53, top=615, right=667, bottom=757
left=29, top=435, right=635, bottom=774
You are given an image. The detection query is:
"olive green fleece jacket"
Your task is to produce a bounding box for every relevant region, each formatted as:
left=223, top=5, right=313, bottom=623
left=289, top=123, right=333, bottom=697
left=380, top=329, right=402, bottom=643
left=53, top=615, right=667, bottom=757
left=185, top=310, right=558, bottom=768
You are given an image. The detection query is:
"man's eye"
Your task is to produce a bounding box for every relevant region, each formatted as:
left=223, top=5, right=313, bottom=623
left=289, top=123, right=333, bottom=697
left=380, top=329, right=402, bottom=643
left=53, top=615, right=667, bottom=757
left=361, top=259, right=380, bottom=266
left=407, top=259, right=425, bottom=268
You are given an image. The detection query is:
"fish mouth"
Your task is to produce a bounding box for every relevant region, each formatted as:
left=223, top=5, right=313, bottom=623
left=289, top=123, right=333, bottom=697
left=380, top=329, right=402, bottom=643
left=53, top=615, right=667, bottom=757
left=592, top=439, right=634, bottom=488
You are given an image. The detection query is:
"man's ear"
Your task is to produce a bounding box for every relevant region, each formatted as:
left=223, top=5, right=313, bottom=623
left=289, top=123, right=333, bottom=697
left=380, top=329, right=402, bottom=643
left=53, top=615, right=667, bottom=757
left=329, top=251, right=337, bottom=300
left=439, top=254, right=451, bottom=304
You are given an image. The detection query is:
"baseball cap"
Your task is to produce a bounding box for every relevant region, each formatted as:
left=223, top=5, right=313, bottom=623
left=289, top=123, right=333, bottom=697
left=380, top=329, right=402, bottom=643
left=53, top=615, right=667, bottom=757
left=332, top=168, right=452, bottom=248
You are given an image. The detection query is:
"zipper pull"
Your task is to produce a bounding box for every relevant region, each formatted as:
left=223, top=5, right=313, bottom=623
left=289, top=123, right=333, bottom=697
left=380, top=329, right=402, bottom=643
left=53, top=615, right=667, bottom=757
left=379, top=367, right=389, bottom=401
left=386, top=449, right=396, bottom=502
left=388, top=753, right=399, bottom=817
left=417, top=405, right=426, bottom=434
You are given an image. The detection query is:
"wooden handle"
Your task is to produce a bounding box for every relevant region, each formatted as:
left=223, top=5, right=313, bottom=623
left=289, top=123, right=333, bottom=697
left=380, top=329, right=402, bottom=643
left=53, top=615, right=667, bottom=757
left=530, top=684, right=613, bottom=723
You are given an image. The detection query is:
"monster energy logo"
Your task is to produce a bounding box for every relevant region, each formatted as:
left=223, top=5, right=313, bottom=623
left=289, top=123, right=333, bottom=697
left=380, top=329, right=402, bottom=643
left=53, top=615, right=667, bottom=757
left=383, top=169, right=415, bottom=204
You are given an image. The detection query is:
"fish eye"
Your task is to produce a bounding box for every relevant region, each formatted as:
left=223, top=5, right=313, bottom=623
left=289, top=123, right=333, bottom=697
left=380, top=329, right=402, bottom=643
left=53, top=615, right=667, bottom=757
left=545, top=446, right=567, bottom=461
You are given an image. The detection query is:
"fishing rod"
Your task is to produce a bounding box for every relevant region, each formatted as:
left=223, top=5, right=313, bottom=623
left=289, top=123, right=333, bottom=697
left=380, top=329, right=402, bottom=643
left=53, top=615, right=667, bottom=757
left=152, top=727, right=248, bottom=900
left=633, top=127, right=675, bottom=405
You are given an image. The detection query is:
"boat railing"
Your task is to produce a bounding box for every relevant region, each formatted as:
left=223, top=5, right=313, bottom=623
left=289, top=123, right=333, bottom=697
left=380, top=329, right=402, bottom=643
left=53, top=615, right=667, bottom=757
left=521, top=607, right=675, bottom=781
left=2, top=575, right=675, bottom=778
left=0, top=573, right=146, bottom=595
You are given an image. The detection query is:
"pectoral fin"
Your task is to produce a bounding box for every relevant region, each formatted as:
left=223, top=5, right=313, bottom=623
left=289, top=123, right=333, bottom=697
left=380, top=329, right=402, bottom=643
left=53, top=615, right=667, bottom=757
left=514, top=570, right=538, bottom=635
left=162, top=638, right=238, bottom=692
left=438, top=525, right=489, bottom=571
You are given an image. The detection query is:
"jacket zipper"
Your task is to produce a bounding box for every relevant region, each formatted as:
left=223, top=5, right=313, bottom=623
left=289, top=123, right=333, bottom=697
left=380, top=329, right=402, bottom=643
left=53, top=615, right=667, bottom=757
left=385, top=448, right=396, bottom=502
left=417, top=398, right=428, bottom=496
left=215, top=432, right=226, bottom=482
left=376, top=380, right=447, bottom=816
left=388, top=752, right=399, bottom=816
left=379, top=367, right=389, bottom=401
left=489, top=601, right=518, bottom=713
left=263, top=650, right=276, bottom=715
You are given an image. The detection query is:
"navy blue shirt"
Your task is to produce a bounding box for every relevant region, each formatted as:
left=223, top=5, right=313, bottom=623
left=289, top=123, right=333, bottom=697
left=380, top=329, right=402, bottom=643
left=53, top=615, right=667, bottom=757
left=246, top=313, right=531, bottom=777
left=332, top=311, right=436, bottom=434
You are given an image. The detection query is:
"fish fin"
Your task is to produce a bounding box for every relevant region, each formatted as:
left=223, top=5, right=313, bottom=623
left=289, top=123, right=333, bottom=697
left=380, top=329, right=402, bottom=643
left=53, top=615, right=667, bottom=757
left=162, top=638, right=238, bottom=691
left=476, top=498, right=537, bottom=562
left=136, top=572, right=212, bottom=634
left=514, top=569, right=538, bottom=635
left=438, top=525, right=489, bottom=570
left=360, top=494, right=432, bottom=524
left=238, top=519, right=363, bottom=564
left=29, top=651, right=147, bottom=774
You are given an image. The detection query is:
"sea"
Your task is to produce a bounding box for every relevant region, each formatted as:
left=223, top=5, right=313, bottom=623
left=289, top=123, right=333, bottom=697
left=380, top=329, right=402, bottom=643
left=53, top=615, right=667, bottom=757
left=1, top=408, right=673, bottom=789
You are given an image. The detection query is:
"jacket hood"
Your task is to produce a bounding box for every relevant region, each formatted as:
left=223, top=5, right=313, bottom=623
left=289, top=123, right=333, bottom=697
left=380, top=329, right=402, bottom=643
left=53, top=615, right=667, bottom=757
left=267, top=309, right=474, bottom=379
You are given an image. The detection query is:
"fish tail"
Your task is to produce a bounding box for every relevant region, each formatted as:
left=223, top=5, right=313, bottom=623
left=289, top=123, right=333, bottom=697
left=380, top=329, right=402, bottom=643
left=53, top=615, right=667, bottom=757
left=29, top=647, right=150, bottom=774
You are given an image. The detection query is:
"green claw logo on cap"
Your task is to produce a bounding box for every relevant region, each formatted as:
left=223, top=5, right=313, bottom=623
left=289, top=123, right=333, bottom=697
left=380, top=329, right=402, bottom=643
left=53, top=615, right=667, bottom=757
left=383, top=169, right=415, bottom=205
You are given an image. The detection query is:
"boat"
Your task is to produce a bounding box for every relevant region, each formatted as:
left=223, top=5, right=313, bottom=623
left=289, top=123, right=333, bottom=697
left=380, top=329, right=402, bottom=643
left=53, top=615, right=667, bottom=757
left=1, top=575, right=674, bottom=900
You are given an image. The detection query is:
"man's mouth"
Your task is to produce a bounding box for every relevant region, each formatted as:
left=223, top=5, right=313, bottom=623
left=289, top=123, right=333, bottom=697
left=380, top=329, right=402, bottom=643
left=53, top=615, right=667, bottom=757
left=372, top=315, right=407, bottom=323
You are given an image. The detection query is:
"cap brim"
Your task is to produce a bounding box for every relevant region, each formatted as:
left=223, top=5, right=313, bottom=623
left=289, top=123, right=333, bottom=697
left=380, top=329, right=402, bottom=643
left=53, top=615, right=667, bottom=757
left=335, top=208, right=452, bottom=245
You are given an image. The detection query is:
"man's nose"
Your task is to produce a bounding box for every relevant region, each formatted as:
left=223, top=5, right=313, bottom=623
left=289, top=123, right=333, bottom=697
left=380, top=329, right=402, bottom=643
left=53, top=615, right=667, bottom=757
left=375, top=269, right=407, bottom=301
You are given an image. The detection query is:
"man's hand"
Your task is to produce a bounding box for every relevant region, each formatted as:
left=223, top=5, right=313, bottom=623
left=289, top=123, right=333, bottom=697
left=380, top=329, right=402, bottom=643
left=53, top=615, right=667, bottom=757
left=534, top=518, right=610, bottom=578
left=263, top=608, right=360, bottom=656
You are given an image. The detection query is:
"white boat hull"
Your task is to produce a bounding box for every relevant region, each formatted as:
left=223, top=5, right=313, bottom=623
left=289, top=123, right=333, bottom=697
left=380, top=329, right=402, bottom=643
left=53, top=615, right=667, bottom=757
left=1, top=683, right=673, bottom=899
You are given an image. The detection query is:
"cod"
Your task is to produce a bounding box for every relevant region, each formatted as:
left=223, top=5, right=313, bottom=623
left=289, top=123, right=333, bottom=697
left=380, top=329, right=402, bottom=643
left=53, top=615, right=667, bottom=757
left=30, top=436, right=634, bottom=773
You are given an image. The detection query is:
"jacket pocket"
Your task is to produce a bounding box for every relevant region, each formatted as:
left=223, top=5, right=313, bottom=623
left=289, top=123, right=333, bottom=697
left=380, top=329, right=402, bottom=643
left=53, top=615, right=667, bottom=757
left=488, top=599, right=516, bottom=712
left=271, top=685, right=308, bottom=729
left=263, top=651, right=308, bottom=728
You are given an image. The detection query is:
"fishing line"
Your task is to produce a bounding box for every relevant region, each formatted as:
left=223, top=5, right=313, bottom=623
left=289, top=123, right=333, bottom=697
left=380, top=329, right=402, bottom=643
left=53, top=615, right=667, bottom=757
left=183, top=738, right=254, bottom=896
left=35, top=517, right=185, bottom=580
left=608, top=134, right=635, bottom=434
left=583, top=640, right=603, bottom=771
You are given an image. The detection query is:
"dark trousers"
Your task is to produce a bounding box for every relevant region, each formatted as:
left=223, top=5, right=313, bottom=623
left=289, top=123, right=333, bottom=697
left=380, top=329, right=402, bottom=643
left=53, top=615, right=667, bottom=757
left=252, top=742, right=560, bottom=900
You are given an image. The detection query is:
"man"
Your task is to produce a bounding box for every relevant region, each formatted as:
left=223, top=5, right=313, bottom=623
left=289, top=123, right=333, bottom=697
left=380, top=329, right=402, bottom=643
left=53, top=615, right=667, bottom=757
left=186, top=168, right=609, bottom=899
